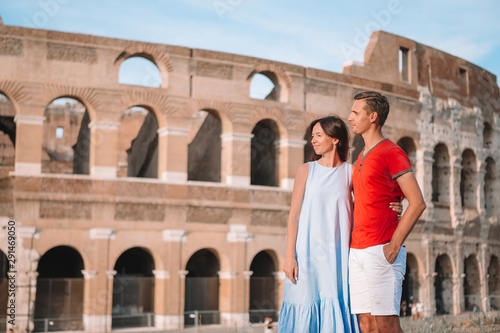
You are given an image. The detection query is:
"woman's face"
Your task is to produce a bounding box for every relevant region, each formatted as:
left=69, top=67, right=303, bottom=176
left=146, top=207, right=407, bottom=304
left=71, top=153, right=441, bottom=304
left=311, top=122, right=338, bottom=156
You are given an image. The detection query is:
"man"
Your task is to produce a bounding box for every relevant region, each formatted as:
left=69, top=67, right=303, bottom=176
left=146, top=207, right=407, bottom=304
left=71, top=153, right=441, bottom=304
left=347, top=91, right=426, bottom=333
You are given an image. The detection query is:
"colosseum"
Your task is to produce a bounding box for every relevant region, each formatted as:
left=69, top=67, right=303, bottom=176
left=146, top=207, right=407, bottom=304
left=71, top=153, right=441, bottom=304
left=0, top=18, right=499, bottom=333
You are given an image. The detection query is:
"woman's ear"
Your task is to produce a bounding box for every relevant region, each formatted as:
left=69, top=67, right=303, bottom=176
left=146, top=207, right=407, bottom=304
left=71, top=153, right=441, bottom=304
left=332, top=138, right=339, bottom=145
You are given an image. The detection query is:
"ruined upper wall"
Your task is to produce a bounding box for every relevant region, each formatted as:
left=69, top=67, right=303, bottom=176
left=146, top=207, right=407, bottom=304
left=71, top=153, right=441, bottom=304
left=343, top=31, right=500, bottom=113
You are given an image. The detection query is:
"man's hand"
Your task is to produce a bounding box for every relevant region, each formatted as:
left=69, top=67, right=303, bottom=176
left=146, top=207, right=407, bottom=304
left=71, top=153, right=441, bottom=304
left=283, top=258, right=298, bottom=284
left=383, top=243, right=400, bottom=264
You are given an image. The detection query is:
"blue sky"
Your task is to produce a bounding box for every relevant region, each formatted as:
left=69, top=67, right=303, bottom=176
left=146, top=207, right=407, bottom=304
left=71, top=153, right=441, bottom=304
left=1, top=0, right=500, bottom=85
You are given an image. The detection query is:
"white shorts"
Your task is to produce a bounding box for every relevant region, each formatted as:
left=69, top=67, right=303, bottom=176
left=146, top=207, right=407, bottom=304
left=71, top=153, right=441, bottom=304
left=349, top=244, right=406, bottom=316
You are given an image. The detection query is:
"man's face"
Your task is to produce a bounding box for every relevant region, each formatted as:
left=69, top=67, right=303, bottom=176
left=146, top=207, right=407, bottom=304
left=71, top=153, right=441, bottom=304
left=348, top=100, right=372, bottom=135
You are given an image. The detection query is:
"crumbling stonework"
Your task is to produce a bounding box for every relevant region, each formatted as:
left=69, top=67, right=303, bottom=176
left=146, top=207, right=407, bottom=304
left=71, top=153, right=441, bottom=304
left=0, top=24, right=499, bottom=332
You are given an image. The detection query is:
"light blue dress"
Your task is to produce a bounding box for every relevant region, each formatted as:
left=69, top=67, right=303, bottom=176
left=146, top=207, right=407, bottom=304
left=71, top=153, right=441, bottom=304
left=278, top=161, right=360, bottom=333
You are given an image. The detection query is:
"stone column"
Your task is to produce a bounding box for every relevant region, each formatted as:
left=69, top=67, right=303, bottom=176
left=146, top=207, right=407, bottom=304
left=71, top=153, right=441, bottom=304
left=277, top=138, right=306, bottom=190
left=477, top=162, right=486, bottom=216
left=158, top=127, right=189, bottom=183
left=14, top=115, right=45, bottom=175
left=88, top=121, right=119, bottom=178
left=85, top=228, right=115, bottom=332
left=243, top=271, right=253, bottom=322
left=220, top=133, right=253, bottom=187
left=418, top=149, right=434, bottom=220
left=455, top=274, right=465, bottom=315
left=178, top=270, right=188, bottom=328
left=479, top=243, right=489, bottom=312
left=17, top=226, right=40, bottom=333
left=162, top=229, right=187, bottom=329
left=450, top=157, right=464, bottom=228
left=152, top=270, right=170, bottom=329
left=221, top=225, right=253, bottom=326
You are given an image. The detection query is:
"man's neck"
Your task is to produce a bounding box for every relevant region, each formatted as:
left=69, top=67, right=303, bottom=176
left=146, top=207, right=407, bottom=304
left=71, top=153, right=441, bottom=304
left=361, top=128, right=385, bottom=153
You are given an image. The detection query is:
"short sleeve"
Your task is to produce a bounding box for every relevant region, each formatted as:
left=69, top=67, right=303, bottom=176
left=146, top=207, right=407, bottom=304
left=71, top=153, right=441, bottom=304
left=386, top=146, right=412, bottom=180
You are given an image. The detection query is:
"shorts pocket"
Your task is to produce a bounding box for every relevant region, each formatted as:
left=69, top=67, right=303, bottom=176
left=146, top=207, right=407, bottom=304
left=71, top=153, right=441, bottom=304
left=379, top=244, right=392, bottom=265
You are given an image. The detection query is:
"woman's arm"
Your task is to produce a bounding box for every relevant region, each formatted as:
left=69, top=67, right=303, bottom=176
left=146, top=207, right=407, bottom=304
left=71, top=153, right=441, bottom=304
left=283, top=163, right=309, bottom=284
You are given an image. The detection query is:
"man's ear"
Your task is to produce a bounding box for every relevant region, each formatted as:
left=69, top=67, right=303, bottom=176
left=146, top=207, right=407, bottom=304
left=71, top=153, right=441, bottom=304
left=369, top=111, right=379, bottom=124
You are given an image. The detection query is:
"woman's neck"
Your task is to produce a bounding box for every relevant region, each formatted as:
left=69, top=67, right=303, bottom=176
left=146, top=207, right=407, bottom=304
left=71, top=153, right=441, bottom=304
left=318, top=152, right=343, bottom=168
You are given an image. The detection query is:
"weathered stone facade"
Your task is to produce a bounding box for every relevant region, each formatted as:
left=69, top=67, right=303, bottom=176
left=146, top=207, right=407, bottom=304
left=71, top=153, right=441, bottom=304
left=0, top=21, right=499, bottom=332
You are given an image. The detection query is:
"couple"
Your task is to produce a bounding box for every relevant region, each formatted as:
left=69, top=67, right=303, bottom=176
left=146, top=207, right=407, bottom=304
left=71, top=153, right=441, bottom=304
left=278, top=91, right=426, bottom=333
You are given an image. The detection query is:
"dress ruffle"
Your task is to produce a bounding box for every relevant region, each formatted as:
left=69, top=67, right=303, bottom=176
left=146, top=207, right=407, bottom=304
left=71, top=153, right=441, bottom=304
left=278, top=298, right=359, bottom=333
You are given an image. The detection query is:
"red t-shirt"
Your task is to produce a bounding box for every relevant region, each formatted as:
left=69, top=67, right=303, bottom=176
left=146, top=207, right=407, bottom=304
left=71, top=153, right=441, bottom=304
left=351, top=139, right=412, bottom=249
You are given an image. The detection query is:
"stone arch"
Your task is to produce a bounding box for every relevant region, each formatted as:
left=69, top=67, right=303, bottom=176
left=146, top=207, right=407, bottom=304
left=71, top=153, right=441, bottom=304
left=118, top=105, right=159, bottom=179
left=351, top=134, right=364, bottom=164
left=402, top=252, right=421, bottom=315
left=42, top=97, right=91, bottom=175
left=464, top=254, right=481, bottom=312
left=187, top=109, right=222, bottom=182
left=303, top=126, right=315, bottom=163
left=483, top=121, right=494, bottom=149
left=248, top=64, right=292, bottom=103
left=397, top=136, right=417, bottom=171
left=488, top=255, right=500, bottom=310
left=461, top=149, right=478, bottom=209
left=249, top=250, right=278, bottom=323
left=43, top=86, right=99, bottom=122
left=118, top=57, right=162, bottom=88
left=122, top=92, right=169, bottom=128
left=434, top=253, right=454, bottom=315
left=0, top=92, right=16, bottom=176
left=432, top=143, right=450, bottom=204
left=251, top=118, right=281, bottom=187
left=0, top=80, right=28, bottom=115
left=0, top=250, right=8, bottom=332
left=34, top=245, right=85, bottom=331
left=184, top=248, right=221, bottom=326
left=188, top=99, right=233, bottom=135
left=112, top=247, right=155, bottom=329
left=115, top=43, right=173, bottom=89
left=484, top=157, right=498, bottom=217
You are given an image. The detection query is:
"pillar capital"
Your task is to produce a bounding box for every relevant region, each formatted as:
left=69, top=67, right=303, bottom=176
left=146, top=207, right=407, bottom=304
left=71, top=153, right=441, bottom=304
left=89, top=228, right=116, bottom=240
left=153, top=270, right=170, bottom=279
left=227, top=224, right=252, bottom=243
left=14, top=114, right=45, bottom=125
left=81, top=270, right=98, bottom=279
left=162, top=229, right=187, bottom=242
left=106, top=270, right=117, bottom=280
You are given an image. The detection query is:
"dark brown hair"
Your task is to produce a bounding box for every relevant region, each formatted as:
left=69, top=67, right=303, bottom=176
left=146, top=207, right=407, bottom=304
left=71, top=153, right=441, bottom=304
left=308, top=115, right=350, bottom=162
left=353, top=91, right=390, bottom=126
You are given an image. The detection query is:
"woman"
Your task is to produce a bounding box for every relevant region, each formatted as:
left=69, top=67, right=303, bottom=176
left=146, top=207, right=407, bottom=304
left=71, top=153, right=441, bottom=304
left=278, top=116, right=400, bottom=332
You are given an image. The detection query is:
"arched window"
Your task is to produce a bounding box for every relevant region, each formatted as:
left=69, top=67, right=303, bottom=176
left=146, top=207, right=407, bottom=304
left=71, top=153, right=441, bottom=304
left=249, top=251, right=277, bottom=323
left=464, top=255, right=481, bottom=312
left=251, top=119, right=280, bottom=186
left=401, top=253, right=419, bottom=316
left=42, top=98, right=90, bottom=174
left=303, top=129, right=314, bottom=163
left=112, top=247, right=155, bottom=329
left=118, top=106, right=158, bottom=178
left=188, top=110, right=222, bottom=182
left=119, top=57, right=161, bottom=88
left=432, top=144, right=450, bottom=205
left=461, top=149, right=478, bottom=209
left=397, top=137, right=417, bottom=171
left=185, top=249, right=220, bottom=326
left=0, top=251, right=8, bottom=332
left=34, top=246, right=84, bottom=331
left=351, top=135, right=364, bottom=164
left=0, top=93, right=15, bottom=176
left=434, top=254, right=454, bottom=315
left=250, top=71, right=281, bottom=101
left=488, top=256, right=500, bottom=310
left=483, top=122, right=493, bottom=149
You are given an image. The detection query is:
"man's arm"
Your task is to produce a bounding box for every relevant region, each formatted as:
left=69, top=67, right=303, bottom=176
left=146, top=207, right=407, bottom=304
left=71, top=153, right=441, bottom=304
left=383, top=172, right=426, bottom=263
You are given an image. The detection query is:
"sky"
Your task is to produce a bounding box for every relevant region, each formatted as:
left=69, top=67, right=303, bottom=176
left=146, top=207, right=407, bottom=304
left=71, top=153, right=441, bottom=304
left=1, top=0, right=500, bottom=87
